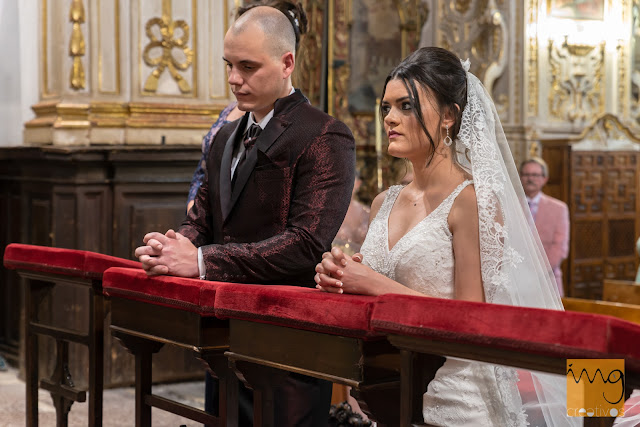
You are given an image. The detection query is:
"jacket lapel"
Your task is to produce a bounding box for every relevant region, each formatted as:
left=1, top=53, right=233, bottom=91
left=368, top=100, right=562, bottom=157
left=220, top=114, right=248, bottom=221
left=228, top=116, right=289, bottom=212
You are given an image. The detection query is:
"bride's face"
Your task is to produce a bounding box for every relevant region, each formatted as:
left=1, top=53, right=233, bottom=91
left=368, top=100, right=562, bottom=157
left=381, top=79, right=441, bottom=161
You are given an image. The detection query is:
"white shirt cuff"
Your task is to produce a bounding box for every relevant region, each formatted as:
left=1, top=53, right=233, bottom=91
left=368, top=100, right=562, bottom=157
left=198, top=247, right=206, bottom=280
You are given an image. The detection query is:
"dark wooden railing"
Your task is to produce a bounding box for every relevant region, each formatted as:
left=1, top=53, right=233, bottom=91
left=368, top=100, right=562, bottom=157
left=6, top=244, right=640, bottom=427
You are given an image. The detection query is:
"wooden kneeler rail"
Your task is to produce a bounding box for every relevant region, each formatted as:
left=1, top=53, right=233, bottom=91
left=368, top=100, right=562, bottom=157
left=102, top=267, right=235, bottom=427
left=371, top=294, right=640, bottom=427
left=2, top=243, right=139, bottom=427
left=214, top=283, right=424, bottom=427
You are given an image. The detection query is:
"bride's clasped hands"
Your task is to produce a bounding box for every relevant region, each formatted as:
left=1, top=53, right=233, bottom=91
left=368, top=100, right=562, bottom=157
left=314, top=246, right=424, bottom=297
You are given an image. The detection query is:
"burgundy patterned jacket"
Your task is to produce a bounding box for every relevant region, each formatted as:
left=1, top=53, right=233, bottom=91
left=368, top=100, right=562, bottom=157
left=179, top=90, right=355, bottom=286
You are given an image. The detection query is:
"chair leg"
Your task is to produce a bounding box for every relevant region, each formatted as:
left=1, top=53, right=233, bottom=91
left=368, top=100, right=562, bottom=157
left=88, top=286, right=104, bottom=427
left=25, top=283, right=39, bottom=427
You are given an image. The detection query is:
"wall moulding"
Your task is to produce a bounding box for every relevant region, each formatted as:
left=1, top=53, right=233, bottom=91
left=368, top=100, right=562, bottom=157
left=24, top=101, right=222, bottom=146
left=29, top=0, right=237, bottom=146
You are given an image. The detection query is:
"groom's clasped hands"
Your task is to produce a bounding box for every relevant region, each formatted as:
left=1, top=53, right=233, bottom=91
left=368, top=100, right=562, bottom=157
left=315, top=247, right=376, bottom=295
left=134, top=229, right=199, bottom=278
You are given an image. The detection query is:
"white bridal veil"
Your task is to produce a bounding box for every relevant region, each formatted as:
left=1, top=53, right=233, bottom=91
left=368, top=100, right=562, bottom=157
left=456, top=59, right=580, bottom=427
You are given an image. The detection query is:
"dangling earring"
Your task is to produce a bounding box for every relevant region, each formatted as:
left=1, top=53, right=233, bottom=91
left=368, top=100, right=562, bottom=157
left=443, top=124, right=453, bottom=147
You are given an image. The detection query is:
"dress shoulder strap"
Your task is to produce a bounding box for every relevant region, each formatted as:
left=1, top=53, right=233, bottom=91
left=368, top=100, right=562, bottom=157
left=375, top=185, right=404, bottom=220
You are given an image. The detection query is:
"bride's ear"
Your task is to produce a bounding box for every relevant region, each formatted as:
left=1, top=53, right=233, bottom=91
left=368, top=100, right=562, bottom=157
left=441, top=106, right=458, bottom=130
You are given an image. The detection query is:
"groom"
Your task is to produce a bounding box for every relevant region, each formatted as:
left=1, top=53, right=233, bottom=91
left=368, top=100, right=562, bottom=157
left=135, top=5, right=355, bottom=426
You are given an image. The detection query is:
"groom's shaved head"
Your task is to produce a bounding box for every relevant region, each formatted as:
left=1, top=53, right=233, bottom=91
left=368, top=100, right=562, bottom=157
left=230, top=6, right=296, bottom=59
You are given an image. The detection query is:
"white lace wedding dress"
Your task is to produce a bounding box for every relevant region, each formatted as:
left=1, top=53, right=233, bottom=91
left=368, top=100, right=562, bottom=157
left=360, top=181, right=527, bottom=427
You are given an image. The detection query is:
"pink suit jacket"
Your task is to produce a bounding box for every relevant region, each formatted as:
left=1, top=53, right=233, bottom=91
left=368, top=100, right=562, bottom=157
left=534, top=193, right=570, bottom=296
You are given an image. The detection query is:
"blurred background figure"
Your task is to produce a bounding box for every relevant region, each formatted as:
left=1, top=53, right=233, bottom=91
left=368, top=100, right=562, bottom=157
left=187, top=101, right=244, bottom=213
left=332, top=172, right=370, bottom=256
left=520, top=157, right=570, bottom=296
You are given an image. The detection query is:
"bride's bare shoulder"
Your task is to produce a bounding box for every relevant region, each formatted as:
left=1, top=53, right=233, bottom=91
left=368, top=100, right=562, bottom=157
left=449, top=184, right=478, bottom=225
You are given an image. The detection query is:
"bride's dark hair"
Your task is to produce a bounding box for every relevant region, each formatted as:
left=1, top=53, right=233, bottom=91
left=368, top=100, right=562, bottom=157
left=380, top=47, right=467, bottom=168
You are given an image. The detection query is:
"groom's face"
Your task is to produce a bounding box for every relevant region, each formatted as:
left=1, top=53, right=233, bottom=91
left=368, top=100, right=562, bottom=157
left=223, top=23, right=293, bottom=122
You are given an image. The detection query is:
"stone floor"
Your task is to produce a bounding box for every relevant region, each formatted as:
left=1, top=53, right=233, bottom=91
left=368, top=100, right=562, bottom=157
left=0, top=364, right=207, bottom=426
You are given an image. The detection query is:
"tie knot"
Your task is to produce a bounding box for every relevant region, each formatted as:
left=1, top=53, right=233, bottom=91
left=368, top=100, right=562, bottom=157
left=243, top=124, right=262, bottom=150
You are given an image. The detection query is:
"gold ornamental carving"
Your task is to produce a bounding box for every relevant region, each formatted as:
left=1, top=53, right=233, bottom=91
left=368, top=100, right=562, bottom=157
left=548, top=38, right=605, bottom=123
left=69, top=0, right=86, bottom=90
left=328, top=0, right=427, bottom=202
left=142, top=0, right=194, bottom=94
left=296, top=0, right=325, bottom=107
left=527, top=0, right=539, bottom=117
left=631, top=0, right=640, bottom=124
left=439, top=0, right=507, bottom=97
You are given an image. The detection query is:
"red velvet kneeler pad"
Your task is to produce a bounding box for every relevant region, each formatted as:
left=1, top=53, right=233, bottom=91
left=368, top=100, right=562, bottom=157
left=371, top=293, right=640, bottom=367
left=216, top=283, right=381, bottom=339
left=103, top=267, right=231, bottom=316
left=3, top=243, right=140, bottom=280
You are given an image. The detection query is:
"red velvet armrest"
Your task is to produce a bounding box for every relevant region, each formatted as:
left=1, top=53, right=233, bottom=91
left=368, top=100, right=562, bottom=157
left=215, top=284, right=380, bottom=339
left=3, top=243, right=140, bottom=280
left=371, top=294, right=640, bottom=371
left=103, top=267, right=227, bottom=316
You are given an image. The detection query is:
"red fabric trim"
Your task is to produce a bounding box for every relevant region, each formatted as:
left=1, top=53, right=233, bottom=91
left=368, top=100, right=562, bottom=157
left=3, top=243, right=139, bottom=280
left=371, top=294, right=640, bottom=368
left=215, top=283, right=379, bottom=338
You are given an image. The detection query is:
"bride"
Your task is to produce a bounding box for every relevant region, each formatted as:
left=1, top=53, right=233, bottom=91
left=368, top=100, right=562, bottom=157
left=315, top=47, right=579, bottom=426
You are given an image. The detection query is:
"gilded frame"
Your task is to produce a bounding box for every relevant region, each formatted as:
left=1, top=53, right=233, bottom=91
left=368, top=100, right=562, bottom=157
left=547, top=0, right=605, bottom=20
left=328, top=0, right=428, bottom=202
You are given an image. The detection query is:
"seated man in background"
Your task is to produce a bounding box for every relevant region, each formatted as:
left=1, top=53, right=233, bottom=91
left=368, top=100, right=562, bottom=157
left=520, top=157, right=570, bottom=296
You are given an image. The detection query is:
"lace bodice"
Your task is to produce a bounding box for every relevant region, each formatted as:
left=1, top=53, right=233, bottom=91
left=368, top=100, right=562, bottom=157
left=360, top=180, right=473, bottom=298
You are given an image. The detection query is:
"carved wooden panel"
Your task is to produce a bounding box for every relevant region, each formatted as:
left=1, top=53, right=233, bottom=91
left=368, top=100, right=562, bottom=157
left=0, top=187, right=21, bottom=361
left=570, top=150, right=639, bottom=299
left=0, top=146, right=202, bottom=385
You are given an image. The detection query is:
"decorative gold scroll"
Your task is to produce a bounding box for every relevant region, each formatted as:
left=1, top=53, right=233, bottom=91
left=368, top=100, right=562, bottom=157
left=142, top=0, right=194, bottom=94
left=548, top=38, right=605, bottom=123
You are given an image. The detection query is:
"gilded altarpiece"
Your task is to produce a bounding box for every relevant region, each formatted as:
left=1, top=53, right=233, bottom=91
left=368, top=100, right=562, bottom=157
left=329, top=0, right=429, bottom=203
left=432, top=0, right=527, bottom=162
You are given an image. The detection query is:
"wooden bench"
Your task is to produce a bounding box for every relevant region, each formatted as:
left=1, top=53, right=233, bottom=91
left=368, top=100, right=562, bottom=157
left=563, top=297, right=640, bottom=324
left=2, top=243, right=139, bottom=427
left=603, top=279, right=640, bottom=305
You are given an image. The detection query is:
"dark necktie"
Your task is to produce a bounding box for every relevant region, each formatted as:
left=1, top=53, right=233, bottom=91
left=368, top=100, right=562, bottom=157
left=232, top=123, right=262, bottom=189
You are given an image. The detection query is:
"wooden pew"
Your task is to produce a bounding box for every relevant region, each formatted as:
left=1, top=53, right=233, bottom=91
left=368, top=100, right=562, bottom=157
left=2, top=244, right=139, bottom=427
left=102, top=267, right=235, bottom=427
left=603, top=279, right=640, bottom=305
left=104, top=268, right=409, bottom=427
left=371, top=294, right=640, bottom=426
left=563, top=297, right=640, bottom=324
left=99, top=267, right=640, bottom=427
left=215, top=283, right=414, bottom=427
